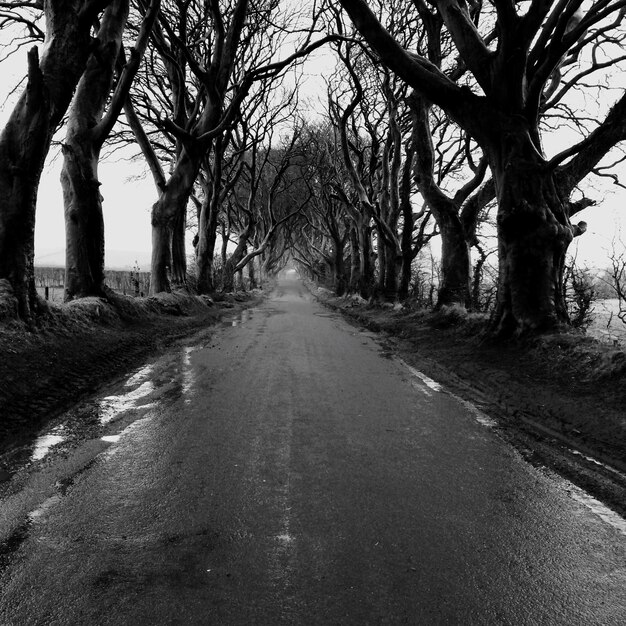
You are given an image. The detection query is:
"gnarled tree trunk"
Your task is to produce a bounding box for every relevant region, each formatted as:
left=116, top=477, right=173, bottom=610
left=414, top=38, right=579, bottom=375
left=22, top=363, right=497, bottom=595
left=62, top=141, right=107, bottom=300
left=490, top=139, right=584, bottom=335
left=437, top=213, right=471, bottom=308
left=150, top=149, right=200, bottom=294
left=172, top=205, right=187, bottom=287
left=196, top=197, right=219, bottom=294
left=62, top=0, right=132, bottom=301
left=357, top=221, right=374, bottom=299
left=333, top=245, right=347, bottom=296
left=348, top=227, right=361, bottom=293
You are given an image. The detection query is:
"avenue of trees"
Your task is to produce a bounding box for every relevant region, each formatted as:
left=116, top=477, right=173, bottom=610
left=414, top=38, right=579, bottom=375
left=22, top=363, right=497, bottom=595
left=1, top=0, right=626, bottom=337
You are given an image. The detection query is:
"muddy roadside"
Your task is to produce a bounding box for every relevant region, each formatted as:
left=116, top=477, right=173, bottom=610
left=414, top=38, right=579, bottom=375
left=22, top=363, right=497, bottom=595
left=0, top=290, right=264, bottom=461
left=309, top=285, right=626, bottom=519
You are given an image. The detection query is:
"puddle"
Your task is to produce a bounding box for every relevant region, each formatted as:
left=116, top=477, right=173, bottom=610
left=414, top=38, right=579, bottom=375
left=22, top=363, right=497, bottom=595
left=569, top=449, right=623, bottom=476
left=98, top=380, right=156, bottom=425
left=31, top=433, right=65, bottom=462
left=124, top=363, right=155, bottom=387
left=181, top=346, right=195, bottom=402
left=223, top=308, right=253, bottom=327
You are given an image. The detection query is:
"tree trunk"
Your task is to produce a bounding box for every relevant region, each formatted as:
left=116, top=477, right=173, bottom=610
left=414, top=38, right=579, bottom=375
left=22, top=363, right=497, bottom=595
left=222, top=259, right=235, bottom=292
left=61, top=143, right=106, bottom=299
left=62, top=0, right=130, bottom=301
left=437, top=214, right=471, bottom=308
left=196, top=199, right=212, bottom=294
left=348, top=227, right=361, bottom=293
left=150, top=150, right=200, bottom=294
left=196, top=162, right=222, bottom=294
left=0, top=4, right=96, bottom=319
left=490, top=141, right=581, bottom=335
left=377, top=231, right=387, bottom=294
left=398, top=173, right=415, bottom=301
left=358, top=224, right=374, bottom=299
left=248, top=255, right=256, bottom=288
left=236, top=265, right=244, bottom=291
left=151, top=211, right=173, bottom=294
left=0, top=52, right=50, bottom=319
left=256, top=256, right=263, bottom=290
left=334, top=245, right=346, bottom=296
left=171, top=205, right=187, bottom=287
left=383, top=246, right=401, bottom=301
left=221, top=229, right=250, bottom=293
left=196, top=200, right=219, bottom=293
left=398, top=219, right=413, bottom=301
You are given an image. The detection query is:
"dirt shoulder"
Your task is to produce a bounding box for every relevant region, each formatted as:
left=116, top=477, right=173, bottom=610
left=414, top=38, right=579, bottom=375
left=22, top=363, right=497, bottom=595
left=310, top=286, right=626, bottom=518
left=0, top=290, right=263, bottom=457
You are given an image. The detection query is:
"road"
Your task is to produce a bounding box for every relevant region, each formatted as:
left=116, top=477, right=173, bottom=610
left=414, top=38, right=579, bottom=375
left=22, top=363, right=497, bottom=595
left=1, top=277, right=625, bottom=625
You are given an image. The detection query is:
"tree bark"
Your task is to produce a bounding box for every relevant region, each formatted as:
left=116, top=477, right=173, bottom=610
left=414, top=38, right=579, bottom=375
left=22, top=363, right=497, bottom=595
left=348, top=227, right=361, bottom=293
left=196, top=193, right=219, bottom=293
left=0, top=49, right=50, bottom=319
left=409, top=93, right=472, bottom=309
left=172, top=204, right=187, bottom=287
left=61, top=142, right=107, bottom=300
left=490, top=138, right=584, bottom=335
left=222, top=224, right=252, bottom=292
left=358, top=221, right=374, bottom=299
left=333, top=243, right=347, bottom=296
left=62, top=0, right=131, bottom=300
left=383, top=246, right=401, bottom=301
left=248, top=253, right=256, bottom=288
left=437, top=213, right=471, bottom=308
left=149, top=149, right=201, bottom=294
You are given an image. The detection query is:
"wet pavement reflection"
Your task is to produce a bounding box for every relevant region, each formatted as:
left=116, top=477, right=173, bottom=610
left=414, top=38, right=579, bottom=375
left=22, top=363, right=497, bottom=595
left=1, top=284, right=625, bottom=624
left=0, top=305, right=258, bottom=486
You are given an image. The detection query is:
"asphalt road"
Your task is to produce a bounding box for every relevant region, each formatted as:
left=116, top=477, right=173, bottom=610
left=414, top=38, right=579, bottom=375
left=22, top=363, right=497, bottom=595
left=1, top=277, right=625, bottom=625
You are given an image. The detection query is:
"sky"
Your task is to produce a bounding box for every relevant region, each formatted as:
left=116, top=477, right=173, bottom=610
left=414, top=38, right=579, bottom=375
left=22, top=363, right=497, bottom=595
left=34, top=152, right=156, bottom=270
left=0, top=18, right=625, bottom=271
left=3, top=39, right=334, bottom=270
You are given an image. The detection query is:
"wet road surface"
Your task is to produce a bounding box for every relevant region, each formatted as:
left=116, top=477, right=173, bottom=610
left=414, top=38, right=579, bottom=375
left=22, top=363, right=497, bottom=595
left=1, top=277, right=625, bottom=624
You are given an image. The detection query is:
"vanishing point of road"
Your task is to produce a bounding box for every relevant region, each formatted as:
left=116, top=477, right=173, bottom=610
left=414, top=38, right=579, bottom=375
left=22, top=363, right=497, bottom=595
left=1, top=277, right=625, bottom=624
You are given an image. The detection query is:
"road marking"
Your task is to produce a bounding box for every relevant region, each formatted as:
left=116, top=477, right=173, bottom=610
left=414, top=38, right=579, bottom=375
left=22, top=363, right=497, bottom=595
left=400, top=360, right=443, bottom=392
left=398, top=359, right=626, bottom=536
left=569, top=486, right=626, bottom=537
left=398, top=358, right=496, bottom=428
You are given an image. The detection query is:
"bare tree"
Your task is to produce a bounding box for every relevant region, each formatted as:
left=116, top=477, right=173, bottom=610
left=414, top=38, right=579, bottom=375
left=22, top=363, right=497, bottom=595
left=123, top=0, right=333, bottom=295
left=222, top=124, right=312, bottom=291
left=607, top=242, right=626, bottom=326
left=62, top=0, right=159, bottom=300
left=338, top=0, right=626, bottom=335
left=0, top=0, right=114, bottom=320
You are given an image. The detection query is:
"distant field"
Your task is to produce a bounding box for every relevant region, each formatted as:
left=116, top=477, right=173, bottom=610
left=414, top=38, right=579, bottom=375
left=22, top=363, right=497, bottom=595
left=36, top=286, right=65, bottom=304
left=587, top=299, right=626, bottom=346
left=36, top=286, right=142, bottom=304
